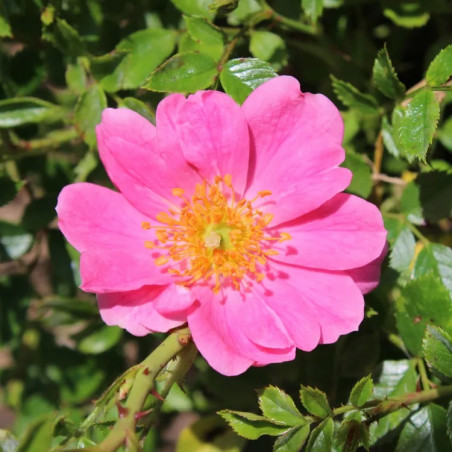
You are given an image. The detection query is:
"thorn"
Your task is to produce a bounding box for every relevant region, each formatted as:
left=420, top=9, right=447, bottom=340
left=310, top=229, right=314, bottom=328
left=116, top=402, right=129, bottom=418
left=150, top=388, right=165, bottom=402
left=134, top=409, right=152, bottom=421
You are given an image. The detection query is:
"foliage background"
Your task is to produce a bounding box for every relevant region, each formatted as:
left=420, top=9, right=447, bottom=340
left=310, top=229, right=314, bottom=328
left=1, top=0, right=452, bottom=450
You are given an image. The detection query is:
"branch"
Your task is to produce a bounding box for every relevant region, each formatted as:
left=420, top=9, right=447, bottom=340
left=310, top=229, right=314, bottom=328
left=94, top=327, right=193, bottom=451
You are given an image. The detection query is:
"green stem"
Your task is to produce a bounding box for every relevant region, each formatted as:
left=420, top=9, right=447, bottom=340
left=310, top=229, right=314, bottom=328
left=366, top=385, right=452, bottom=421
left=141, top=341, right=198, bottom=440
left=383, top=212, right=430, bottom=245
left=332, top=384, right=452, bottom=420
left=259, top=1, right=318, bottom=35
left=96, top=327, right=192, bottom=452
left=417, top=358, right=431, bottom=391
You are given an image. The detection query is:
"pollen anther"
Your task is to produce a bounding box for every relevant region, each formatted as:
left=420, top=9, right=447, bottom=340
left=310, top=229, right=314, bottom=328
left=142, top=176, right=290, bottom=292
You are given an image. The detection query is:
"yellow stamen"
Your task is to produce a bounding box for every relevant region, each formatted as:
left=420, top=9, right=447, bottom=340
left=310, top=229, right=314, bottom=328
left=142, top=176, right=290, bottom=292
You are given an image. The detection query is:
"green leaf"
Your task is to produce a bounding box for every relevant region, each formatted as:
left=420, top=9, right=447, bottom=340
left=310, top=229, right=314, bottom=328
left=426, top=45, right=452, bottom=87
left=305, top=418, right=334, bottom=452
left=97, top=29, right=176, bottom=91
left=258, top=386, right=306, bottom=426
left=144, top=52, right=217, bottom=93
left=76, top=325, right=123, bottom=355
left=209, top=0, right=239, bottom=15
left=273, top=424, right=310, bottom=452
left=370, top=359, right=418, bottom=444
left=301, top=0, right=324, bottom=23
left=395, top=405, right=449, bottom=452
left=372, top=45, right=405, bottom=99
left=177, top=415, right=245, bottom=452
left=184, top=16, right=225, bottom=62
left=335, top=419, right=368, bottom=452
left=299, top=386, right=331, bottom=418
left=438, top=116, right=452, bottom=152
left=396, top=274, right=452, bottom=355
left=401, top=171, right=452, bottom=223
left=117, top=97, right=155, bottom=123
left=0, top=98, right=65, bottom=128
left=249, top=31, right=288, bottom=70
left=422, top=325, right=452, bottom=378
left=389, top=227, right=416, bottom=273
left=43, top=18, right=87, bottom=57
left=79, top=365, right=140, bottom=431
left=342, top=149, right=373, bottom=198
left=218, top=411, right=290, bottom=440
left=330, top=75, right=379, bottom=115
left=65, top=61, right=87, bottom=94
left=394, top=89, right=440, bottom=162
left=21, top=196, right=56, bottom=232
left=220, top=58, right=277, bottom=104
left=0, top=177, right=20, bottom=207
left=0, top=430, right=19, bottom=452
left=17, top=414, right=61, bottom=452
left=349, top=375, right=374, bottom=408
left=170, top=0, right=214, bottom=19
left=381, top=116, right=402, bottom=157
left=414, top=244, right=452, bottom=296
left=0, top=14, right=12, bottom=38
left=74, top=84, right=107, bottom=148
left=0, top=221, right=33, bottom=261
left=383, top=1, right=430, bottom=28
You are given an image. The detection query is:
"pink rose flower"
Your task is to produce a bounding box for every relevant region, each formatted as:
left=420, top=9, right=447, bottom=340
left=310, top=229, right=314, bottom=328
left=56, top=76, right=387, bottom=376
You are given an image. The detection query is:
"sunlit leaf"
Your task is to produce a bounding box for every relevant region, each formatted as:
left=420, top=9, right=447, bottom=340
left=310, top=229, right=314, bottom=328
left=301, top=0, right=324, bottom=23
left=273, top=424, right=310, bottom=452
left=184, top=16, right=225, bottom=61
left=258, top=386, right=306, bottom=426
left=220, top=58, right=277, bottom=104
left=423, top=325, right=452, bottom=378
left=218, top=411, right=290, bottom=439
left=74, top=84, right=107, bottom=147
left=331, top=75, right=379, bottom=114
left=299, top=386, right=331, bottom=418
left=395, top=405, right=449, bottom=452
left=0, top=98, right=66, bottom=128
left=306, top=418, right=334, bottom=452
left=144, top=52, right=218, bottom=93
left=349, top=375, right=374, bottom=408
left=372, top=45, right=405, bottom=99
left=396, top=274, right=452, bottom=355
left=394, top=89, right=440, bottom=162
left=426, top=45, right=452, bottom=87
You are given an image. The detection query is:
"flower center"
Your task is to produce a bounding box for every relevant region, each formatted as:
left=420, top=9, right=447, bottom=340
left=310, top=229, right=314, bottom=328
left=142, top=175, right=291, bottom=294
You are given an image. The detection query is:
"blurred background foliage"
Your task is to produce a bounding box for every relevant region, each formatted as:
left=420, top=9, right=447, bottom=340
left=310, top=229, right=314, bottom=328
left=0, top=0, right=452, bottom=450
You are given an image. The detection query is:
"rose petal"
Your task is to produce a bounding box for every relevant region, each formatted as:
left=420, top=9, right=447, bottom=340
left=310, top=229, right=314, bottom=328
left=272, top=193, right=387, bottom=270
left=57, top=182, right=149, bottom=252
left=97, top=284, right=187, bottom=336
left=347, top=242, right=388, bottom=294
left=57, top=183, right=171, bottom=292
left=243, top=76, right=350, bottom=224
left=158, top=91, right=250, bottom=195
left=262, top=262, right=364, bottom=345
left=187, top=285, right=295, bottom=376
left=96, top=107, right=200, bottom=218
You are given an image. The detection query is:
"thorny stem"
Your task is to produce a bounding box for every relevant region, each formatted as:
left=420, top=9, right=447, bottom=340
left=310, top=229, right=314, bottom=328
left=258, top=1, right=318, bottom=35
left=93, top=327, right=193, bottom=452
left=331, top=384, right=452, bottom=421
